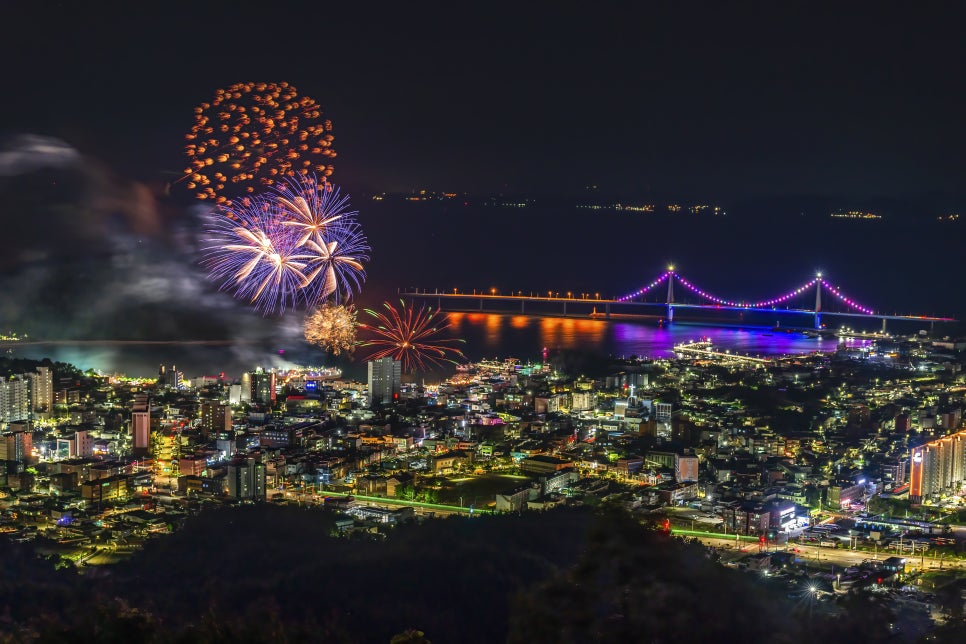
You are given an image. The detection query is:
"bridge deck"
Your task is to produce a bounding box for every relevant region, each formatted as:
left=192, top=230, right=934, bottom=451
left=400, top=291, right=955, bottom=323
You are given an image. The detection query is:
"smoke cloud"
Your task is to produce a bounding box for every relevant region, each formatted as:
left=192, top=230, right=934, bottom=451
left=0, top=134, right=81, bottom=176
left=0, top=135, right=318, bottom=376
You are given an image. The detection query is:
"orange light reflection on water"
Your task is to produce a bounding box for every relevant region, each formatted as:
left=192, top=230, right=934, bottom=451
left=449, top=313, right=606, bottom=351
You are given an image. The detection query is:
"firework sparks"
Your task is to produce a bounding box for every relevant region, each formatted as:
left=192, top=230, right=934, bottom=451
left=199, top=177, right=369, bottom=314
left=183, top=82, right=336, bottom=205
left=276, top=173, right=354, bottom=247
left=304, top=304, right=357, bottom=355
left=358, top=300, right=466, bottom=372
left=200, top=197, right=323, bottom=314
left=300, top=221, right=369, bottom=302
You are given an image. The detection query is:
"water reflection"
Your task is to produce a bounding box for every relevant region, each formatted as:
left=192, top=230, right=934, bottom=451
left=445, top=313, right=857, bottom=361
left=6, top=313, right=868, bottom=379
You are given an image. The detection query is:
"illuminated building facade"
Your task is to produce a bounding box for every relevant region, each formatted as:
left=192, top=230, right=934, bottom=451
left=131, top=393, right=151, bottom=456
left=367, top=357, right=401, bottom=407
left=0, top=430, right=33, bottom=464
left=31, top=366, right=53, bottom=415
left=909, top=429, right=966, bottom=502
left=0, top=376, right=30, bottom=423
left=250, top=370, right=277, bottom=405
left=200, top=402, right=232, bottom=438
left=674, top=453, right=699, bottom=483
left=227, top=456, right=266, bottom=501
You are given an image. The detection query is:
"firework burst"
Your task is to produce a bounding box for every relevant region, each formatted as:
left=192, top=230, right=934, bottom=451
left=358, top=300, right=466, bottom=372
left=200, top=176, right=369, bottom=314
left=276, top=173, right=355, bottom=247
left=304, top=304, right=357, bottom=355
left=182, top=81, right=336, bottom=205
left=200, top=197, right=323, bottom=314
left=300, top=221, right=369, bottom=302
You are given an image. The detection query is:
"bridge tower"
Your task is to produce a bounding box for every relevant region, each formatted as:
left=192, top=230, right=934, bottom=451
left=666, top=266, right=675, bottom=323
left=814, top=273, right=823, bottom=329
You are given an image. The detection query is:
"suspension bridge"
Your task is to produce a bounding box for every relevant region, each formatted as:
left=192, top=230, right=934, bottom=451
left=401, top=267, right=956, bottom=331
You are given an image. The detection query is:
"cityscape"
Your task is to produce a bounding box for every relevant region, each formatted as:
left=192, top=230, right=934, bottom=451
left=1, top=3, right=964, bottom=644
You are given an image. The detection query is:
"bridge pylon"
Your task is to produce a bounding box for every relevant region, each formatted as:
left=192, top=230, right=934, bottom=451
left=666, top=266, right=675, bottom=323
left=814, top=273, right=823, bottom=329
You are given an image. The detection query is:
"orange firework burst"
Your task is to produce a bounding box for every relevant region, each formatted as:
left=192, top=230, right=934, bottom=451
left=304, top=304, right=358, bottom=356
left=358, top=300, right=466, bottom=372
left=183, top=81, right=336, bottom=205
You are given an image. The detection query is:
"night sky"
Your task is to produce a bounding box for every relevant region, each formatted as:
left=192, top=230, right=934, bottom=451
left=0, top=1, right=963, bottom=353
left=2, top=2, right=962, bottom=200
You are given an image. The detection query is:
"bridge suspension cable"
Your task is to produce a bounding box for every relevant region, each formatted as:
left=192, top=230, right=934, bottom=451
left=674, top=273, right=818, bottom=308
left=615, top=271, right=671, bottom=302
left=818, top=279, right=874, bottom=315
left=617, top=270, right=875, bottom=314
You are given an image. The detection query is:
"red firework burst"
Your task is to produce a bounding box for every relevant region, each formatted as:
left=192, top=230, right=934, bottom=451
left=357, top=300, right=465, bottom=372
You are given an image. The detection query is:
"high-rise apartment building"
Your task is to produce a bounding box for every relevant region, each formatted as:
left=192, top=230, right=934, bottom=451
left=31, top=366, right=53, bottom=416
left=201, top=402, right=232, bottom=438
left=910, top=429, right=966, bottom=501
left=239, top=373, right=252, bottom=403
left=367, top=358, right=401, bottom=407
left=0, top=430, right=33, bottom=464
left=131, top=393, right=151, bottom=456
left=227, top=456, right=266, bottom=501
left=250, top=370, right=276, bottom=405
left=0, top=376, right=30, bottom=423
left=157, top=364, right=182, bottom=389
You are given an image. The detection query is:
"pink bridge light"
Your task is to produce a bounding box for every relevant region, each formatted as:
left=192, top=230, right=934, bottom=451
left=615, top=270, right=876, bottom=315
left=616, top=271, right=670, bottom=302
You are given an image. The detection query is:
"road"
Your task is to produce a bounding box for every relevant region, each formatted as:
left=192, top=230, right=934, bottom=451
left=675, top=530, right=966, bottom=572
left=269, top=489, right=482, bottom=517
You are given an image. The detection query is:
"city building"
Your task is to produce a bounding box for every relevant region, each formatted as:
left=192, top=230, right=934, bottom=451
left=674, top=453, right=699, bottom=483
left=30, top=366, right=53, bottom=416
left=131, top=394, right=151, bottom=457
left=250, top=370, right=277, bottom=405
left=0, top=430, right=33, bottom=464
left=496, top=484, right=536, bottom=512
left=0, top=375, right=30, bottom=423
left=227, top=456, right=266, bottom=501
left=909, top=428, right=966, bottom=502
left=520, top=454, right=572, bottom=475
left=239, top=374, right=252, bottom=403
left=56, top=429, right=93, bottom=459
left=158, top=364, right=182, bottom=389
left=81, top=474, right=130, bottom=503
left=367, top=358, right=401, bottom=407
left=827, top=481, right=867, bottom=509
left=201, top=402, right=232, bottom=438
left=654, top=402, right=673, bottom=423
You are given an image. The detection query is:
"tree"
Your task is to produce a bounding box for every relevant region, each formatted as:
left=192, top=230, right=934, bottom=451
left=391, top=629, right=431, bottom=643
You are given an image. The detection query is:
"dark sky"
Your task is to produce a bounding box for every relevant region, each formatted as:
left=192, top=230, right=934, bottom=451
left=2, top=1, right=963, bottom=200
left=0, top=0, right=962, bottom=360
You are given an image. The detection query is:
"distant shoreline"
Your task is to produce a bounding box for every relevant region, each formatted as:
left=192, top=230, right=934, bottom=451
left=0, top=340, right=244, bottom=347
